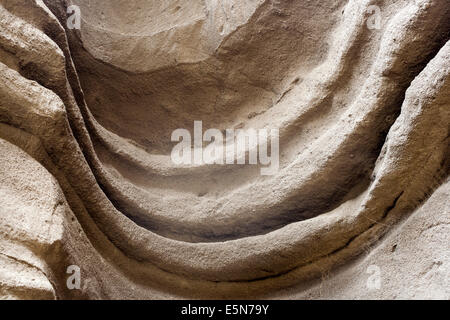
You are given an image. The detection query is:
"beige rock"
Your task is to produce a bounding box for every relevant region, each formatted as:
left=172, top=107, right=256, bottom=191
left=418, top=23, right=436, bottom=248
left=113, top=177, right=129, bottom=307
left=0, top=0, right=448, bottom=299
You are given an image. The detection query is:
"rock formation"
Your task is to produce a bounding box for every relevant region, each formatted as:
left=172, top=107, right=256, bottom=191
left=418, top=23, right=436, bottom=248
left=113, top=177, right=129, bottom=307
left=0, top=0, right=448, bottom=299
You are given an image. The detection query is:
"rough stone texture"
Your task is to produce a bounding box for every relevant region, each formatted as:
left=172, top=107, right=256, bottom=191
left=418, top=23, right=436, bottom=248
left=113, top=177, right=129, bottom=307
left=0, top=0, right=448, bottom=299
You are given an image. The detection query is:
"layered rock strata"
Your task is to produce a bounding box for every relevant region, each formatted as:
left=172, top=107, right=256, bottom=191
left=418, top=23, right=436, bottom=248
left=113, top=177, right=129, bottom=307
left=0, top=0, right=448, bottom=299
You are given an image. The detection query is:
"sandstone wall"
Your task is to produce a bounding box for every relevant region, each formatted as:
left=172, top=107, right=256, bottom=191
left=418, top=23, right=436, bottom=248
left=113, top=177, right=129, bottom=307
left=0, top=0, right=448, bottom=299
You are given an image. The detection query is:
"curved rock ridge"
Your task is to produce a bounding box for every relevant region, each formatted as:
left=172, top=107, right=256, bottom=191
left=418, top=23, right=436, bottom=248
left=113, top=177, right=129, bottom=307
left=0, top=0, right=449, bottom=299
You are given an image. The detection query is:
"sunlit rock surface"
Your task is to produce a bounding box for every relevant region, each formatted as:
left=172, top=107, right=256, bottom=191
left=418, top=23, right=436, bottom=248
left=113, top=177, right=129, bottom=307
left=0, top=0, right=449, bottom=299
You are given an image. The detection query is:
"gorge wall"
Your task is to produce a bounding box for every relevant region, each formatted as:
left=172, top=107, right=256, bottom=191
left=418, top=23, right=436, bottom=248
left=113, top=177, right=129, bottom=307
left=0, top=0, right=449, bottom=299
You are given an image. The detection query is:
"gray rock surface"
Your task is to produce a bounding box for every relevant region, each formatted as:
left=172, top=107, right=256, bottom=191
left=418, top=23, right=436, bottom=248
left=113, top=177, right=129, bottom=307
left=0, top=0, right=448, bottom=299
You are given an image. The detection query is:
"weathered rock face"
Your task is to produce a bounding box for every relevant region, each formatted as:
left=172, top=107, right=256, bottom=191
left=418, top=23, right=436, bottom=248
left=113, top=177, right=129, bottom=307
left=0, top=0, right=448, bottom=300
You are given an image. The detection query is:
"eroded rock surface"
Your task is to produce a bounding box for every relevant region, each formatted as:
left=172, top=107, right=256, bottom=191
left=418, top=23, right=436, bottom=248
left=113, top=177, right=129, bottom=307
left=0, top=0, right=449, bottom=299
